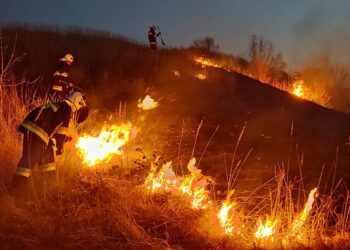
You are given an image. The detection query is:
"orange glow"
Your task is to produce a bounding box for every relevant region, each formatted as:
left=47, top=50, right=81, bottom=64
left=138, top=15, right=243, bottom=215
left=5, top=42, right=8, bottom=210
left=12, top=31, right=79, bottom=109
left=76, top=123, right=132, bottom=167
left=292, top=80, right=305, bottom=98
left=137, top=95, right=159, bottom=110
left=194, top=73, right=206, bottom=80
left=173, top=70, right=181, bottom=77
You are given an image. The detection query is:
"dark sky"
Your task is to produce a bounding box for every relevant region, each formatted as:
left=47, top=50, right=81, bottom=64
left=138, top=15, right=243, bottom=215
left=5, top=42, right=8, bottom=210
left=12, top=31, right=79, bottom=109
left=1, top=0, right=350, bottom=68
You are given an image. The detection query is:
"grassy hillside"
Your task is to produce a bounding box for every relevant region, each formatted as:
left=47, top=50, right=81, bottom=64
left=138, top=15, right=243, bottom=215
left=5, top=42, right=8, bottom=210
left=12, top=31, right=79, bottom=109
left=1, top=25, right=350, bottom=249
left=3, top=24, right=195, bottom=104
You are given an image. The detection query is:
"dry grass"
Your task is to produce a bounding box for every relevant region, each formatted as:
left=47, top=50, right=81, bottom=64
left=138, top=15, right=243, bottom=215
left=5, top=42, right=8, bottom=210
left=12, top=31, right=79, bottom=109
left=0, top=26, right=350, bottom=250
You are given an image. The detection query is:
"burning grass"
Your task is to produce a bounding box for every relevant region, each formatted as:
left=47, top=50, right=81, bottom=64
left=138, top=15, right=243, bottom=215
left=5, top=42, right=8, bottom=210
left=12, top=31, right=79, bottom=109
left=0, top=40, right=349, bottom=249
left=75, top=123, right=134, bottom=167
left=0, top=87, right=348, bottom=248
left=194, top=55, right=333, bottom=108
left=1, top=112, right=350, bottom=249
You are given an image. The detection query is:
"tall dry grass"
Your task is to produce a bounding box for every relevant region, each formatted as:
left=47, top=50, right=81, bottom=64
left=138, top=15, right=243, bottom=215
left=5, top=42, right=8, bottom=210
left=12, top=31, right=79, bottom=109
left=0, top=25, right=349, bottom=250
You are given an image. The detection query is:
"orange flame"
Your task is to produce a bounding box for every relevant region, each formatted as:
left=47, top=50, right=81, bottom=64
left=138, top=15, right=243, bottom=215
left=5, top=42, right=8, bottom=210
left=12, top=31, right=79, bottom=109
left=138, top=95, right=159, bottom=110
left=218, top=201, right=238, bottom=234
left=144, top=158, right=212, bottom=209
left=255, top=217, right=278, bottom=240
left=194, top=56, right=221, bottom=68
left=217, top=190, right=242, bottom=234
left=76, top=123, right=132, bottom=167
left=292, top=80, right=305, bottom=98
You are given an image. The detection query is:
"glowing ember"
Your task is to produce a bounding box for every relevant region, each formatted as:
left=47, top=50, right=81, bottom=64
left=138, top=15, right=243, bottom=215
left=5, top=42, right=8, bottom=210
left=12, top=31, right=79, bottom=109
left=255, top=217, right=278, bottom=240
left=173, top=70, right=181, bottom=77
left=290, top=188, right=318, bottom=237
left=145, top=158, right=212, bottom=209
left=76, top=123, right=132, bottom=167
left=195, top=73, right=206, bottom=80
left=137, top=95, right=159, bottom=110
left=292, top=80, right=305, bottom=98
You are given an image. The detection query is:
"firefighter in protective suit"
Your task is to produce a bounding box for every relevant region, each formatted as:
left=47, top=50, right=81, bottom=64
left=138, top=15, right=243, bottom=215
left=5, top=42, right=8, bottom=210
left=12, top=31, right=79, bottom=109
left=50, top=53, right=75, bottom=101
left=12, top=92, right=88, bottom=190
left=148, top=26, right=161, bottom=50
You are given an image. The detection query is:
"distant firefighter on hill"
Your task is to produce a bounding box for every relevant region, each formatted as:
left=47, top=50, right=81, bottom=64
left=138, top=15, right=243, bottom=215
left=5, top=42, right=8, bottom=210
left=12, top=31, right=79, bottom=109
left=148, top=25, right=165, bottom=50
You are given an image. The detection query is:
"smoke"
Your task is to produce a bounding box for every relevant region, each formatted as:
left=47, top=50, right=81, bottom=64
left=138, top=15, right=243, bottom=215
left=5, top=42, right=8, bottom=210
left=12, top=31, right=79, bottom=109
left=289, top=1, right=350, bottom=68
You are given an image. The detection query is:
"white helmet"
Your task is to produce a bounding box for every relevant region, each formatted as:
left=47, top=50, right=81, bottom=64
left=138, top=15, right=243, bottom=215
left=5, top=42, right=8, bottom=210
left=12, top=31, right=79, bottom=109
left=60, top=53, right=74, bottom=63
left=65, top=92, right=86, bottom=111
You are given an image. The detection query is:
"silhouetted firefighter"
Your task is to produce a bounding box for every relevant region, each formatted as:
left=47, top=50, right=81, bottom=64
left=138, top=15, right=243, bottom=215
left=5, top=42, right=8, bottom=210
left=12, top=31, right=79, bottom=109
left=12, top=92, right=89, bottom=193
left=49, top=53, right=76, bottom=101
left=148, top=26, right=162, bottom=50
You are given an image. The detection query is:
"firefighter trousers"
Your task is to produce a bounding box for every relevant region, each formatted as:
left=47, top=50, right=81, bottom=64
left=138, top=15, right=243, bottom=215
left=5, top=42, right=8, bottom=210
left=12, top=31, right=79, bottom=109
left=15, top=130, right=56, bottom=178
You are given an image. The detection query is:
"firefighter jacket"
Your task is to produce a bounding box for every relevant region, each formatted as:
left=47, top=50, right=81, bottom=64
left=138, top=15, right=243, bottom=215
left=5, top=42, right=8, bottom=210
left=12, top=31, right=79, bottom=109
left=51, top=61, right=74, bottom=98
left=148, top=29, right=160, bottom=49
left=18, top=101, right=73, bottom=152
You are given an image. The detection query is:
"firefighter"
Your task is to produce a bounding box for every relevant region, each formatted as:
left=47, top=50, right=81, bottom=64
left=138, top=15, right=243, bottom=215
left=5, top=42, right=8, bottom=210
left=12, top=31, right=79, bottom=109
left=148, top=26, right=161, bottom=50
left=50, top=53, right=75, bottom=101
left=12, top=92, right=89, bottom=191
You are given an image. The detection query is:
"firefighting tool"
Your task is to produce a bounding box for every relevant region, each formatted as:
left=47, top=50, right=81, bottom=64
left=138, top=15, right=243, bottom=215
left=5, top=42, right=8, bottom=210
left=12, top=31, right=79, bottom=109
left=156, top=25, right=166, bottom=46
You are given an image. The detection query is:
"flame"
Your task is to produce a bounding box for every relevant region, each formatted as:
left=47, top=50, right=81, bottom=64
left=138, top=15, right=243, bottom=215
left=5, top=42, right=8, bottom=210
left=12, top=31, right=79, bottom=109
left=255, top=217, right=278, bottom=240
left=76, top=123, right=132, bottom=167
left=194, top=73, right=206, bottom=80
left=173, top=70, right=181, bottom=77
left=218, top=201, right=239, bottom=234
left=290, top=188, right=318, bottom=237
left=193, top=56, right=331, bottom=108
left=138, top=95, right=159, bottom=110
left=216, top=190, right=242, bottom=234
left=292, top=80, right=305, bottom=97
left=144, top=158, right=212, bottom=209
left=194, top=56, right=221, bottom=68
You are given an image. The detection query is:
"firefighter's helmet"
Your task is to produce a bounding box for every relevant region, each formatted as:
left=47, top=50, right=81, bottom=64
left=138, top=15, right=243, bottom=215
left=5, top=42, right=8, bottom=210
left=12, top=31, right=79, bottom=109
left=60, top=53, right=74, bottom=64
left=65, top=92, right=86, bottom=111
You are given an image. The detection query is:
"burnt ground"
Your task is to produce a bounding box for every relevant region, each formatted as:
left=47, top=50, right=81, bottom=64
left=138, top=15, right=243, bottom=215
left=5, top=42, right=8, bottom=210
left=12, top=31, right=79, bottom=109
left=120, top=64, right=350, bottom=194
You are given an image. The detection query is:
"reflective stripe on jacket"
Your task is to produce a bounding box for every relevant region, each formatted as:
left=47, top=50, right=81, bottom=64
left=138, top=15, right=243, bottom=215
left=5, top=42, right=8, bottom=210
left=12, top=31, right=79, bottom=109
left=20, top=120, right=50, bottom=144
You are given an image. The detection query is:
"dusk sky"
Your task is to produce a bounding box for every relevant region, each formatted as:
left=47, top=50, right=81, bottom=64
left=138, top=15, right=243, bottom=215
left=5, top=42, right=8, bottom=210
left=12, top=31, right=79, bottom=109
left=1, top=0, right=350, bottom=68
